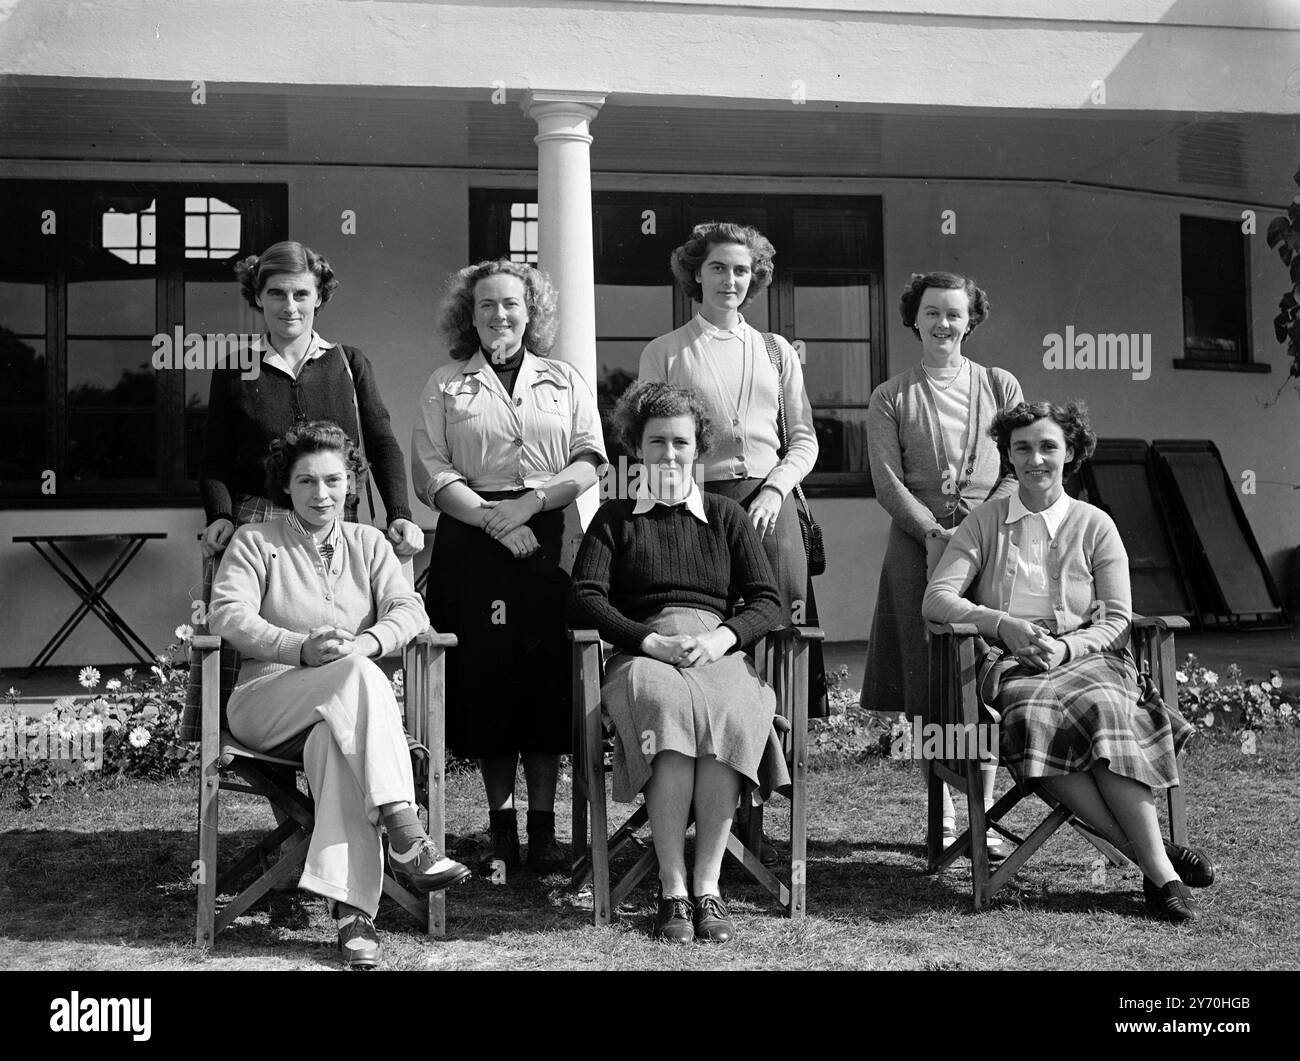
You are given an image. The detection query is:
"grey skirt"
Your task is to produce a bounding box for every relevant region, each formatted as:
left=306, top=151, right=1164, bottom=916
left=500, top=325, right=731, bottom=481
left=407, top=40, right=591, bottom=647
left=601, top=607, right=791, bottom=804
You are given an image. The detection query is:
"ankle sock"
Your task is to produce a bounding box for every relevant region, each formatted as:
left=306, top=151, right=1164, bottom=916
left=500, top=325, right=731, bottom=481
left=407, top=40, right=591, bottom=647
left=382, top=804, right=426, bottom=854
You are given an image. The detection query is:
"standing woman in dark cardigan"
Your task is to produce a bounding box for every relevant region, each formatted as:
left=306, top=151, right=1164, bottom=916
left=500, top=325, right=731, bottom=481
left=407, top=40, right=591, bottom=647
left=412, top=260, right=607, bottom=875
left=200, top=240, right=423, bottom=558
left=862, top=271, right=1022, bottom=856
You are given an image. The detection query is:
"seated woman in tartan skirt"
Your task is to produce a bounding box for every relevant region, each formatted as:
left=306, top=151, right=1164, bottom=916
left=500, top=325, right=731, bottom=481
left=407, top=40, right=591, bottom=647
left=568, top=381, right=790, bottom=945
left=923, top=400, right=1217, bottom=923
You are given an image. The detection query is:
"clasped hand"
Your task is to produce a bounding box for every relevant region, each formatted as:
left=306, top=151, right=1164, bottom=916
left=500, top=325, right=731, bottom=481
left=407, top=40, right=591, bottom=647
left=641, top=628, right=738, bottom=668
left=480, top=497, right=541, bottom=557
left=998, top=616, right=1066, bottom=672
left=301, top=626, right=377, bottom=667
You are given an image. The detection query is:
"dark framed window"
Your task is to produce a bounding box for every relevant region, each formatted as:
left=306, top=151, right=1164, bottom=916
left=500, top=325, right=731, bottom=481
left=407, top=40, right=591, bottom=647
left=1175, top=215, right=1264, bottom=373
left=0, top=180, right=288, bottom=505
left=471, top=188, right=886, bottom=496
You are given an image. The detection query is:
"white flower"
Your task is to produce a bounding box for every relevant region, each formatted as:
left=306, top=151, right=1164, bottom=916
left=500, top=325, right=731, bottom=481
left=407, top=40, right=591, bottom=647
left=5, top=686, right=19, bottom=699
left=55, top=720, right=79, bottom=741
left=123, top=668, right=136, bottom=681
left=1201, top=711, right=1215, bottom=727
left=81, top=757, right=101, bottom=773
left=1203, top=671, right=1219, bottom=687
left=1271, top=674, right=1284, bottom=689
left=1280, top=703, right=1294, bottom=720
left=78, top=666, right=100, bottom=689
left=1175, top=670, right=1188, bottom=684
left=128, top=726, right=151, bottom=748
left=175, top=624, right=195, bottom=643
left=40, top=710, right=59, bottom=729
left=105, top=679, right=121, bottom=692
left=82, top=716, right=104, bottom=735
left=52, top=696, right=76, bottom=712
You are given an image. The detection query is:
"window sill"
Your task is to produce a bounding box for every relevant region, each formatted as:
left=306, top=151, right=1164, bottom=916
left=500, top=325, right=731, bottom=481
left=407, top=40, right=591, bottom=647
left=1173, top=359, right=1270, bottom=373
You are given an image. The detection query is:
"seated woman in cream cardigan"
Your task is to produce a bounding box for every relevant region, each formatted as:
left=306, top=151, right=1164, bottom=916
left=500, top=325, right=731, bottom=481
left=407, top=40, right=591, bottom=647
left=209, top=420, right=470, bottom=969
left=922, top=400, right=1215, bottom=923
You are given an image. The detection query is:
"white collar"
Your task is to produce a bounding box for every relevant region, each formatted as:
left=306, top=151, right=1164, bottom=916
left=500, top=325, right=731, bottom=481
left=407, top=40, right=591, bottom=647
left=257, top=331, right=337, bottom=376
left=285, top=510, right=342, bottom=552
left=693, top=312, right=747, bottom=340
left=1005, top=489, right=1072, bottom=537
left=632, top=477, right=708, bottom=523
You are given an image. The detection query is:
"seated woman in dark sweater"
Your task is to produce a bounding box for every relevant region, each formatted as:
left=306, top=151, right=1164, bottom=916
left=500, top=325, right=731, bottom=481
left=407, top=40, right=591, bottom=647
left=568, top=381, right=787, bottom=945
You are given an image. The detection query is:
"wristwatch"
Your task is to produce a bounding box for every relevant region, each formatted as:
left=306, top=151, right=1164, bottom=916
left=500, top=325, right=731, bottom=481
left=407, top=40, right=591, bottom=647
left=531, top=487, right=548, bottom=511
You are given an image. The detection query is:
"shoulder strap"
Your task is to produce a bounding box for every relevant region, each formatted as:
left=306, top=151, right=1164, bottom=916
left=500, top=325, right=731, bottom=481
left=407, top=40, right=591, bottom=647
left=762, top=332, right=790, bottom=460
left=988, top=365, right=1006, bottom=412
left=335, top=345, right=378, bottom=522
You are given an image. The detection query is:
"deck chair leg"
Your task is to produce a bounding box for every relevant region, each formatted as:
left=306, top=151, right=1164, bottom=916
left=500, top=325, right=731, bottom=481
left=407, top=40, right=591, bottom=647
left=1167, top=783, right=1188, bottom=847
left=195, top=646, right=221, bottom=948
left=574, top=639, right=612, bottom=926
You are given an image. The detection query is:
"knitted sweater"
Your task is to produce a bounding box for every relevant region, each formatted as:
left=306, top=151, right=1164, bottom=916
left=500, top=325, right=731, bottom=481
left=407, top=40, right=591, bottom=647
left=921, top=494, right=1133, bottom=661
left=208, top=518, right=429, bottom=687
left=867, top=362, right=1022, bottom=541
left=200, top=344, right=412, bottom=525
left=567, top=493, right=781, bottom=653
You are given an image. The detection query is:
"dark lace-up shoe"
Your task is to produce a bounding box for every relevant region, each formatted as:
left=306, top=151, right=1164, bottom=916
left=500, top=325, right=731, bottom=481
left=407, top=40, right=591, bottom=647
left=691, top=893, right=736, bottom=944
left=652, top=891, right=695, bottom=944
left=1143, top=877, right=1201, bottom=923
left=1164, top=842, right=1215, bottom=888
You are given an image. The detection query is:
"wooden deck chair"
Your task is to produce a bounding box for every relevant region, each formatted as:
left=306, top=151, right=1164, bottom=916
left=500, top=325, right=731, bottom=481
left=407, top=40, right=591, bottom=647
left=925, top=614, right=1190, bottom=910
left=190, top=550, right=456, bottom=946
left=569, top=624, right=824, bottom=925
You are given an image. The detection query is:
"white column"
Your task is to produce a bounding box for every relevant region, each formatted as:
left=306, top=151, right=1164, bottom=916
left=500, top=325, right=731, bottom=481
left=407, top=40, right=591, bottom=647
left=522, top=90, right=606, bottom=539
left=521, top=90, right=605, bottom=391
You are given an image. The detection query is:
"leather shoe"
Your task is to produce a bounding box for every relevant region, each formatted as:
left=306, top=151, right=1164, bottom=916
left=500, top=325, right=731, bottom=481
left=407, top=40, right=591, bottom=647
left=1143, top=877, right=1201, bottom=923
left=336, top=910, right=381, bottom=970
left=652, top=891, right=694, bottom=944
left=388, top=838, right=472, bottom=893
left=692, top=893, right=736, bottom=944
left=1165, top=842, right=1215, bottom=888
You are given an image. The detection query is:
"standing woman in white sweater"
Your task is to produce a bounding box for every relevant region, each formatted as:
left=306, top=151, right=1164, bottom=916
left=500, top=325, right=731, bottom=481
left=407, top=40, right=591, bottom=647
left=209, top=420, right=469, bottom=969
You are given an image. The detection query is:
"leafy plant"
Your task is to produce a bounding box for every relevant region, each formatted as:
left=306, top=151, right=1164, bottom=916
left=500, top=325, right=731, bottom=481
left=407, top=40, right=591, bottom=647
left=1, top=629, right=198, bottom=808
left=1175, top=653, right=1295, bottom=739
left=1264, top=166, right=1300, bottom=398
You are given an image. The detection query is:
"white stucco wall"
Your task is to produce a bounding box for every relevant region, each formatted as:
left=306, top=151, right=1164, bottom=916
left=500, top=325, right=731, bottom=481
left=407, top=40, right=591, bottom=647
left=2, top=0, right=1297, bottom=114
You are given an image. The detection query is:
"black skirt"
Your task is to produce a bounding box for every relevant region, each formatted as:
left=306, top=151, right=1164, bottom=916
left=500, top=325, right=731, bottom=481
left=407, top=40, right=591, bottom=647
left=424, top=493, right=571, bottom=757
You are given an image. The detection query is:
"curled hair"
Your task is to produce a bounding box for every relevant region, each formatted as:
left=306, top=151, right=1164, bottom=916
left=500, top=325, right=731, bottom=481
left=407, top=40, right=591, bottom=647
left=612, top=380, right=714, bottom=459
left=899, top=271, right=990, bottom=339
left=989, top=400, right=1097, bottom=481
left=439, top=260, right=559, bottom=361
left=669, top=221, right=776, bottom=307
left=264, top=420, right=369, bottom=508
left=235, top=241, right=340, bottom=310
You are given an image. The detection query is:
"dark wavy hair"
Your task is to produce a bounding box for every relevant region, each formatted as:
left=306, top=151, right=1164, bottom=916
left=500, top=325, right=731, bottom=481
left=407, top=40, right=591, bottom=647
left=264, top=420, right=369, bottom=508
left=899, top=271, right=991, bottom=339
left=235, top=241, right=340, bottom=310
left=990, top=400, right=1097, bottom=481
left=669, top=221, right=776, bottom=307
left=612, top=380, right=714, bottom=458
left=438, top=260, right=559, bottom=361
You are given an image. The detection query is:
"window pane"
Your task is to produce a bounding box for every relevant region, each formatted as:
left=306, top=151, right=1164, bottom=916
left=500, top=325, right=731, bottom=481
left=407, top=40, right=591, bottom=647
left=67, top=278, right=155, bottom=335
left=1180, top=216, right=1247, bottom=359
left=593, top=199, right=678, bottom=285
left=597, top=341, right=648, bottom=390
left=67, top=339, right=156, bottom=407
left=0, top=281, right=45, bottom=333
left=801, top=341, right=873, bottom=404
left=793, top=279, right=870, bottom=339
left=811, top=407, right=870, bottom=473
left=1, top=337, right=46, bottom=405
left=209, top=213, right=241, bottom=252
left=0, top=410, right=45, bottom=480
left=186, top=215, right=207, bottom=247
left=67, top=411, right=155, bottom=479
left=186, top=407, right=206, bottom=480
left=790, top=207, right=875, bottom=269
left=595, top=284, right=673, bottom=337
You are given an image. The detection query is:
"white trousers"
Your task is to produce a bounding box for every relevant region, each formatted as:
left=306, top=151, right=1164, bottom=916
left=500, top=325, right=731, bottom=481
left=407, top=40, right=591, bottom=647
left=227, top=654, right=413, bottom=917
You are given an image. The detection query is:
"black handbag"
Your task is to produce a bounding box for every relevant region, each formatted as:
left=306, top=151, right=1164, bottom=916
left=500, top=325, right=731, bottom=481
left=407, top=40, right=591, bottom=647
left=762, top=332, right=826, bottom=577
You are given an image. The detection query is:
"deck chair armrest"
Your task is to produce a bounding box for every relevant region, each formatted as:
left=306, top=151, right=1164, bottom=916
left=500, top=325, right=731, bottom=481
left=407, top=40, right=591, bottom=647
left=926, top=621, right=981, bottom=637
left=411, top=629, right=458, bottom=649
left=568, top=628, right=603, bottom=644
left=192, top=634, right=221, bottom=651
left=766, top=624, right=826, bottom=645
left=1131, top=614, right=1190, bottom=632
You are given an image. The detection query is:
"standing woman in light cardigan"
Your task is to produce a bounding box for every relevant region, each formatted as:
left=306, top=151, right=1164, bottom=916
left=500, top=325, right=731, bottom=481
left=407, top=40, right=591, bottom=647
left=412, top=260, right=607, bottom=877
left=638, top=222, right=822, bottom=707
left=862, top=271, right=1022, bottom=857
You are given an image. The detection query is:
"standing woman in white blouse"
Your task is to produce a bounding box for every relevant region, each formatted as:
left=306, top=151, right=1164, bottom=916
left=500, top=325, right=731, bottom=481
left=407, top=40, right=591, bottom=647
left=412, top=261, right=608, bottom=877
left=862, top=271, right=1022, bottom=857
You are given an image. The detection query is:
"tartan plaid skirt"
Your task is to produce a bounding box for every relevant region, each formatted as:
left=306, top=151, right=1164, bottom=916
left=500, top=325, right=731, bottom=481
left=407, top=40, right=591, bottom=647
left=994, top=650, right=1193, bottom=791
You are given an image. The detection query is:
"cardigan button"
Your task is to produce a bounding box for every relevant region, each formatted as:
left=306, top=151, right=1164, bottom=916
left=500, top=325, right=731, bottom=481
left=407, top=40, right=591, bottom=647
left=513, top=437, right=523, bottom=447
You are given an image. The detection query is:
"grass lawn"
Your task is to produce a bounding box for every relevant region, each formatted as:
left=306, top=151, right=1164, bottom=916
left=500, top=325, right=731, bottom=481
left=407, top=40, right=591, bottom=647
left=2, top=732, right=1298, bottom=972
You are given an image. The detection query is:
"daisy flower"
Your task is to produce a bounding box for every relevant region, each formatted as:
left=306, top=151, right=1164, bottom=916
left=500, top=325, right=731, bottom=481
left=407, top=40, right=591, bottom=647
left=105, top=679, right=122, bottom=692
left=128, top=726, right=151, bottom=748
left=78, top=666, right=101, bottom=689
left=175, top=624, right=195, bottom=643
left=1203, top=671, right=1219, bottom=687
